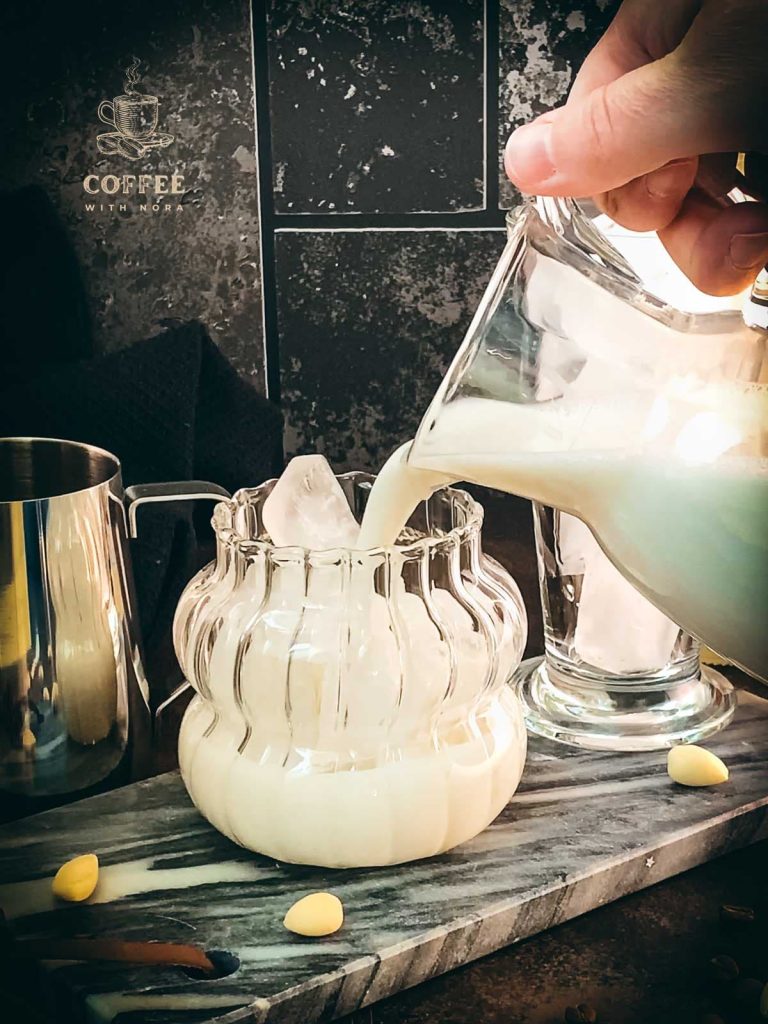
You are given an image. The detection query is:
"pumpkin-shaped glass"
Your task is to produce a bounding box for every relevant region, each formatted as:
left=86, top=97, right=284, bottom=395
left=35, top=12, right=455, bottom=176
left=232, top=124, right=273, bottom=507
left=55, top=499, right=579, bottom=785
left=174, top=473, right=528, bottom=867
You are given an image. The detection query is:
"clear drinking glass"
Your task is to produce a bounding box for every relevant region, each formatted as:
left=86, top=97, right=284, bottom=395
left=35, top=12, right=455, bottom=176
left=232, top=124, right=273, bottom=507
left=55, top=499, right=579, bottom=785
left=173, top=474, right=528, bottom=868
left=515, top=503, right=735, bottom=751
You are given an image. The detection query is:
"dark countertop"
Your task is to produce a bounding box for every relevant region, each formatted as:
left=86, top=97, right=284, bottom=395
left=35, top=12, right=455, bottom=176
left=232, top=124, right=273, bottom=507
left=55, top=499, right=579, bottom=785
left=338, top=841, right=768, bottom=1024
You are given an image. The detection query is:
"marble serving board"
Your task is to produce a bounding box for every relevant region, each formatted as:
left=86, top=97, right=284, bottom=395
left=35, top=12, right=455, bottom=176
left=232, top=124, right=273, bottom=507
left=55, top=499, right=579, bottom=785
left=2, top=691, right=768, bottom=1024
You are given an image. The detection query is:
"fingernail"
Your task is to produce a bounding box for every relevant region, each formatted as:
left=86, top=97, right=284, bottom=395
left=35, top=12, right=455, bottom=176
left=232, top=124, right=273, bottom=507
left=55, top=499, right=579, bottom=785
left=645, top=161, right=694, bottom=199
left=504, top=123, right=556, bottom=187
left=730, top=232, right=768, bottom=270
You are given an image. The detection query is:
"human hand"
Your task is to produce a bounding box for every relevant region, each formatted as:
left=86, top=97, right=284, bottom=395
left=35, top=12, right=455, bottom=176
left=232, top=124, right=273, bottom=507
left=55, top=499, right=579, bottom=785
left=504, top=0, right=768, bottom=296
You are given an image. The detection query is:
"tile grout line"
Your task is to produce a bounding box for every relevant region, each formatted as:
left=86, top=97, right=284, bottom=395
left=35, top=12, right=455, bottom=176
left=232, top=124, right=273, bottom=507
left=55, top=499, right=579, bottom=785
left=485, top=0, right=500, bottom=215
left=258, top=0, right=507, bottom=386
left=248, top=0, right=269, bottom=392
left=482, top=0, right=488, bottom=210
left=274, top=226, right=507, bottom=234
left=251, top=0, right=282, bottom=405
left=272, top=211, right=508, bottom=229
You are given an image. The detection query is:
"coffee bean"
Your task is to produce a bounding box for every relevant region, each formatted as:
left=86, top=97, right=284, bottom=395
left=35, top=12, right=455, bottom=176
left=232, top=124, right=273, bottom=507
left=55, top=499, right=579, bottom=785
left=709, top=954, right=740, bottom=983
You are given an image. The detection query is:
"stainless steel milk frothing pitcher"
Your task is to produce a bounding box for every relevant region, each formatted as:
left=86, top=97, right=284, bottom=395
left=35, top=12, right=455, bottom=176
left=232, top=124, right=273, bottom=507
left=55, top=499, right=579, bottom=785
left=0, top=437, right=228, bottom=813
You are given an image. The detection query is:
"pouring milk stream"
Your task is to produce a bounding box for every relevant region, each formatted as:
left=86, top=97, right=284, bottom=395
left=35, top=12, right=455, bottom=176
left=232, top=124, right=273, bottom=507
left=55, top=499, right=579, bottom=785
left=360, top=198, right=768, bottom=682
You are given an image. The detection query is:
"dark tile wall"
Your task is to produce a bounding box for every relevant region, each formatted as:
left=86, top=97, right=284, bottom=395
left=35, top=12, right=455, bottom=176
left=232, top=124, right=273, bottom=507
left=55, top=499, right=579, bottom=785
left=3, top=0, right=620, bottom=471
left=0, top=0, right=620, bottom=675
left=268, top=1, right=485, bottom=213
left=263, top=1, right=619, bottom=628
left=1, top=0, right=263, bottom=383
left=264, top=0, right=619, bottom=470
left=277, top=229, right=505, bottom=469
left=3, top=1, right=618, bottom=651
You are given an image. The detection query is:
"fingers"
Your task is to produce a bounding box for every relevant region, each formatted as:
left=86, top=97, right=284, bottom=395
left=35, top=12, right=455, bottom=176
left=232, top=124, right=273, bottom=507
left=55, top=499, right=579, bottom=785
left=594, top=152, right=757, bottom=237
left=504, top=54, right=705, bottom=198
left=595, top=157, right=698, bottom=231
left=567, top=0, right=700, bottom=104
left=504, top=0, right=767, bottom=200
left=566, top=17, right=643, bottom=105
left=659, top=189, right=768, bottom=295
left=501, top=0, right=768, bottom=296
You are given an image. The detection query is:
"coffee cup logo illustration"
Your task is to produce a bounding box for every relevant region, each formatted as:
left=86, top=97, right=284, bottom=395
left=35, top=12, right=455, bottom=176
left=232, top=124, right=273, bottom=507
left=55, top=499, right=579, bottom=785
left=97, top=57, right=174, bottom=161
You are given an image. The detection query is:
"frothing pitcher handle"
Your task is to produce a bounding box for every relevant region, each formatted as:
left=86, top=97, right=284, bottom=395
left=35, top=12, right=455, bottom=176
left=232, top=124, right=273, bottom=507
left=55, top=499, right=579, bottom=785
left=124, top=481, right=231, bottom=538
left=155, top=680, right=192, bottom=720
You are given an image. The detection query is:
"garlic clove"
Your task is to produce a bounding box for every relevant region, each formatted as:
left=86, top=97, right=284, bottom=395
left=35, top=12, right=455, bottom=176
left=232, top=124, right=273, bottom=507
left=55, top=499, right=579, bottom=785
left=283, top=892, right=344, bottom=937
left=52, top=853, right=99, bottom=902
left=667, top=744, right=729, bottom=787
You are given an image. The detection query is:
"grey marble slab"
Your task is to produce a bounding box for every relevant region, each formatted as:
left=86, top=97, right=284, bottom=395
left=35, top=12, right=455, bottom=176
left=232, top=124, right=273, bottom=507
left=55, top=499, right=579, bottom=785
left=2, top=691, right=768, bottom=1024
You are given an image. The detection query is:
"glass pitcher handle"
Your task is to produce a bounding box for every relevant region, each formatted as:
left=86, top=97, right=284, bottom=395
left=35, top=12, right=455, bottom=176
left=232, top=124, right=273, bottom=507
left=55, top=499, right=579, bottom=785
left=124, top=480, right=230, bottom=538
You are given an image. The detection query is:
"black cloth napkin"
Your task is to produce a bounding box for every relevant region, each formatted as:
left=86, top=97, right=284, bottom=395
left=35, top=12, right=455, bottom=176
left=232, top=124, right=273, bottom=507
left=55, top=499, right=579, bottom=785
left=0, top=185, right=94, bottom=364
left=0, top=322, right=283, bottom=706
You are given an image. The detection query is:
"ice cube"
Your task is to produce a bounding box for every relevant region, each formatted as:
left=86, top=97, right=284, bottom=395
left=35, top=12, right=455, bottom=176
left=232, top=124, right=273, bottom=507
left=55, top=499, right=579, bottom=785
left=555, top=511, right=597, bottom=575
left=262, top=455, right=360, bottom=549
left=574, top=539, right=681, bottom=675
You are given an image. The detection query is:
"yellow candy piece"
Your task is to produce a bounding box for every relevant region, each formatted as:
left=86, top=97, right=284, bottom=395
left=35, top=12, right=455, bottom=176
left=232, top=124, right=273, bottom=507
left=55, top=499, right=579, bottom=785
left=667, top=745, right=729, bottom=787
left=283, top=892, right=344, bottom=937
left=52, top=853, right=99, bottom=902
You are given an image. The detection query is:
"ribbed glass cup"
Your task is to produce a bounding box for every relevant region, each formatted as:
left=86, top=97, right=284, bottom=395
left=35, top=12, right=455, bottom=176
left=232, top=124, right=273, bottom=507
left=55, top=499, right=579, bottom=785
left=174, top=473, right=528, bottom=867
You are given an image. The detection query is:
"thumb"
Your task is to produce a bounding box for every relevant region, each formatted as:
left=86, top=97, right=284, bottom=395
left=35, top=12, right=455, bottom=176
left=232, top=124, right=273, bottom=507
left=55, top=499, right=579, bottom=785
left=505, top=54, right=712, bottom=198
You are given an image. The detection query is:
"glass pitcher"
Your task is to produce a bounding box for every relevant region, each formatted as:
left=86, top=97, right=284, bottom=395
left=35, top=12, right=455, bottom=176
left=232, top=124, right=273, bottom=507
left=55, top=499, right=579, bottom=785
left=408, top=197, right=767, bottom=682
